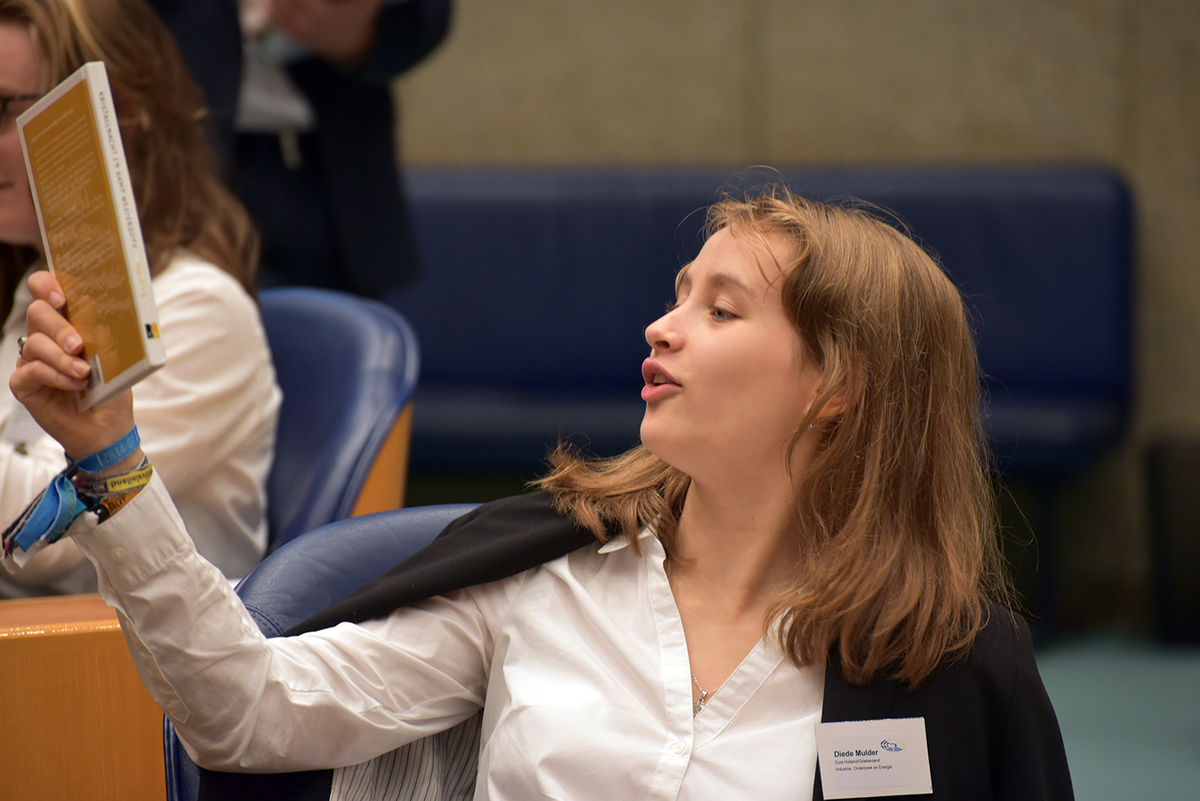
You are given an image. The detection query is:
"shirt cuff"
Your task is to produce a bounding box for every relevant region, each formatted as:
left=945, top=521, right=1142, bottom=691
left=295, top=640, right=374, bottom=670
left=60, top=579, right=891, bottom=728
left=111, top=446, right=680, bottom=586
left=72, top=473, right=195, bottom=591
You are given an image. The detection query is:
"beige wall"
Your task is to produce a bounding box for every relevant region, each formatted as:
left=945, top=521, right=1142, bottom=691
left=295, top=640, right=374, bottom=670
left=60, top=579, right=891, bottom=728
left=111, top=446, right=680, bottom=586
left=394, top=0, right=1200, bottom=617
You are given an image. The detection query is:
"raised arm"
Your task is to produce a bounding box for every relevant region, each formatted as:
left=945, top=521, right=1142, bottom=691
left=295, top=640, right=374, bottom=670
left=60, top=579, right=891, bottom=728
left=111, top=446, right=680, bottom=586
left=8, top=270, right=491, bottom=771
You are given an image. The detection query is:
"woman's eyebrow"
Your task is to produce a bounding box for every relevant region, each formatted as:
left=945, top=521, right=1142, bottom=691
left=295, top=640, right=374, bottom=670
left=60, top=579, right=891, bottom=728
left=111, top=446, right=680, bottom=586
left=706, top=271, right=755, bottom=301
left=676, top=269, right=754, bottom=299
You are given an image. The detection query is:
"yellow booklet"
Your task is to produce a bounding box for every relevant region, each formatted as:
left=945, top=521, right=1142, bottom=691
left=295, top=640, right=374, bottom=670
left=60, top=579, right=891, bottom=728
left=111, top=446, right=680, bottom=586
left=17, top=61, right=165, bottom=411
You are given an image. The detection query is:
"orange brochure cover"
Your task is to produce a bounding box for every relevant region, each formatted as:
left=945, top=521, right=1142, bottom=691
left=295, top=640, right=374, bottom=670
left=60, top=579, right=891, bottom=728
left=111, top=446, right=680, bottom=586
left=17, top=61, right=165, bottom=411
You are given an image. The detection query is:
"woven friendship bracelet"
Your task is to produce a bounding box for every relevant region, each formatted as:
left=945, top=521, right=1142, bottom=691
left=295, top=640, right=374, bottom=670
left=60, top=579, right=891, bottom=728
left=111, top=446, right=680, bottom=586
left=72, top=454, right=153, bottom=496
left=73, top=456, right=154, bottom=524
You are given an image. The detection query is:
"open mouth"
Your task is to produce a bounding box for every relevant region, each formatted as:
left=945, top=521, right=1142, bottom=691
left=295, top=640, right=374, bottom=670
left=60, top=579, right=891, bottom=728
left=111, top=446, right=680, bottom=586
left=641, top=359, right=678, bottom=387
left=641, top=359, right=680, bottom=401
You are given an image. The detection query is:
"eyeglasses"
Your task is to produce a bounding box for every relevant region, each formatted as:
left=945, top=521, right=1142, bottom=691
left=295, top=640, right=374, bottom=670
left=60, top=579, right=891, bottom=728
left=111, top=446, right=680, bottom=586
left=0, top=94, right=42, bottom=133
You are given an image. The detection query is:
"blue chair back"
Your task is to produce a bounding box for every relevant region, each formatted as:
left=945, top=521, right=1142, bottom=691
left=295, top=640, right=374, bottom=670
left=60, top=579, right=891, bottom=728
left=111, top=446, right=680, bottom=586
left=259, top=288, right=420, bottom=552
left=163, top=503, right=479, bottom=801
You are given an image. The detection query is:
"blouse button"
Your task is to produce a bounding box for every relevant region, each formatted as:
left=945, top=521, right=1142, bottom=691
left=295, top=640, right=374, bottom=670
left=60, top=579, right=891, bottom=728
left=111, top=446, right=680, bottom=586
left=110, top=547, right=128, bottom=563
left=673, top=741, right=686, bottom=754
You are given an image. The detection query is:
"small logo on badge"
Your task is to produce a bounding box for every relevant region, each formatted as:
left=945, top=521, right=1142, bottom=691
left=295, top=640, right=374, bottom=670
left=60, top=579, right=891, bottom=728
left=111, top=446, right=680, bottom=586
left=881, top=738, right=905, bottom=752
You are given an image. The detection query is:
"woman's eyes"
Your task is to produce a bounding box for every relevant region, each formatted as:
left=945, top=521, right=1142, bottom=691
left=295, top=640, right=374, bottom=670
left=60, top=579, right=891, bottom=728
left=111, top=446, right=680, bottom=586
left=710, top=307, right=736, bottom=321
left=664, top=299, right=737, bottom=320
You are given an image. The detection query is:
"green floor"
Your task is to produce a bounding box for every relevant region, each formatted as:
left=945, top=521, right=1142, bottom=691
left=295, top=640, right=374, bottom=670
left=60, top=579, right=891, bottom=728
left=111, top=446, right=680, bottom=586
left=1036, top=630, right=1200, bottom=801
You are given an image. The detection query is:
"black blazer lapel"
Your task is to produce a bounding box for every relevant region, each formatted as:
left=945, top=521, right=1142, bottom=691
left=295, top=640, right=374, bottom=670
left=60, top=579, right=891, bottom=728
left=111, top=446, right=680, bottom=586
left=812, top=653, right=899, bottom=801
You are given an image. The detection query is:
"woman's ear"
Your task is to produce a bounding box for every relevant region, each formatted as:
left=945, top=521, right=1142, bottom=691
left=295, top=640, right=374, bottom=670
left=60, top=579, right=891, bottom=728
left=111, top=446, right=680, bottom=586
left=813, top=368, right=862, bottom=422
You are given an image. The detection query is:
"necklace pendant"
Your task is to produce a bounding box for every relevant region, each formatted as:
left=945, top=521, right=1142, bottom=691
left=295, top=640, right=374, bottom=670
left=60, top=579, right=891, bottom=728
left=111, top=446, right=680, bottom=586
left=691, top=671, right=715, bottom=716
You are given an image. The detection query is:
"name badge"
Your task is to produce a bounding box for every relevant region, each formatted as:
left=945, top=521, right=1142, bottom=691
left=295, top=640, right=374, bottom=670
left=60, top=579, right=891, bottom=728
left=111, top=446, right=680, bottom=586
left=815, top=717, right=932, bottom=798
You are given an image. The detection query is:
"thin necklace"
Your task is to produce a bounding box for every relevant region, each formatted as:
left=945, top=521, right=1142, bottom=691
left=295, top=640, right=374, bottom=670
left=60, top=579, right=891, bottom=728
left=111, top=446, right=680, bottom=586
left=669, top=560, right=722, bottom=716
left=692, top=672, right=715, bottom=716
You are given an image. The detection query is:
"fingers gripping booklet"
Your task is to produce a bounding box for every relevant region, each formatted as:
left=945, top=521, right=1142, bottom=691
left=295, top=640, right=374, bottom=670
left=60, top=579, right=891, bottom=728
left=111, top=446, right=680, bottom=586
left=17, top=61, right=165, bottom=411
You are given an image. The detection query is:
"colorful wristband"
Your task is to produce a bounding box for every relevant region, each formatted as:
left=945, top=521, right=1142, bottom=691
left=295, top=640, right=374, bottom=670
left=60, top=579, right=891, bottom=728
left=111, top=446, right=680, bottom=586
left=2, top=430, right=151, bottom=558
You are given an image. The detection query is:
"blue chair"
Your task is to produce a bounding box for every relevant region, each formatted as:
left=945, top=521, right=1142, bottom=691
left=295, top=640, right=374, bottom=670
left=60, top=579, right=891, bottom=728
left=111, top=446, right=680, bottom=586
left=259, top=288, right=421, bottom=553
left=163, top=503, right=479, bottom=801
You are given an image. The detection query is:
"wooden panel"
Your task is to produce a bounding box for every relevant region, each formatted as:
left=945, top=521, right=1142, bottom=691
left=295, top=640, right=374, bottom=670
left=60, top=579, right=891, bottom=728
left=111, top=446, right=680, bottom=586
left=350, top=401, right=413, bottom=516
left=0, top=594, right=165, bottom=801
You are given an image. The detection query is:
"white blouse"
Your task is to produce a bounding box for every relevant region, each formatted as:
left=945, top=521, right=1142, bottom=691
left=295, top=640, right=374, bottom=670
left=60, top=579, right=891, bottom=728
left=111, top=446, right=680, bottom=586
left=74, top=477, right=824, bottom=800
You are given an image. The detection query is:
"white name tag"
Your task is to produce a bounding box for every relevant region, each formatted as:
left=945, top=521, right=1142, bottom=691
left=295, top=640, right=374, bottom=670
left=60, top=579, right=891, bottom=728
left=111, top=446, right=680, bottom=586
left=815, top=717, right=932, bottom=798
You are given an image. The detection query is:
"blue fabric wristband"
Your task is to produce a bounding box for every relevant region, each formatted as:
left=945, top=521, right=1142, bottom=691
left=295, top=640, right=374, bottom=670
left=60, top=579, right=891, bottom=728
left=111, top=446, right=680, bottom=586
left=7, top=474, right=89, bottom=552
left=68, top=427, right=140, bottom=473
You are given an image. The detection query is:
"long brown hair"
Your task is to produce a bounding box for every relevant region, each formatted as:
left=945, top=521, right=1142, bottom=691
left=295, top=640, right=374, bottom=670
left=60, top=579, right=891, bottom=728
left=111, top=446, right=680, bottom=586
left=538, top=186, right=1011, bottom=687
left=0, top=0, right=257, bottom=321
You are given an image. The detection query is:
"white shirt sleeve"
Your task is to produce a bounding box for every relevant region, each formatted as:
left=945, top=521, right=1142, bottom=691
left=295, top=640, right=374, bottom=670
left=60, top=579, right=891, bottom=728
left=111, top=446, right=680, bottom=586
left=76, top=476, right=503, bottom=773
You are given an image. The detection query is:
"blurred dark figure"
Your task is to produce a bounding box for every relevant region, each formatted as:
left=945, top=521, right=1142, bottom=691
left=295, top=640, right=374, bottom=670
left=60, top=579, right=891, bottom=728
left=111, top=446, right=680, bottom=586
left=149, top=0, right=451, bottom=297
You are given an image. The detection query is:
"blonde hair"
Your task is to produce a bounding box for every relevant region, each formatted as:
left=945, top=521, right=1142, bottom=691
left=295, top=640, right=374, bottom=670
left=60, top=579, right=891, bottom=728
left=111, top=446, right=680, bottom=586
left=0, top=0, right=257, bottom=320
left=538, top=185, right=1010, bottom=687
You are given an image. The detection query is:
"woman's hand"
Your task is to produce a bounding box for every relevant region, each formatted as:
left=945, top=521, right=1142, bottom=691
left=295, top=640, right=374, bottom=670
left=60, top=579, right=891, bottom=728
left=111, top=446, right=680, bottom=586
left=9, top=271, right=136, bottom=464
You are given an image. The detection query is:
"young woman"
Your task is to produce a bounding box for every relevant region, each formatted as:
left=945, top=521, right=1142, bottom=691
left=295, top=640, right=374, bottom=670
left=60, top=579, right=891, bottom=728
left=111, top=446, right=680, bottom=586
left=0, top=0, right=280, bottom=594
left=9, top=186, right=1073, bottom=799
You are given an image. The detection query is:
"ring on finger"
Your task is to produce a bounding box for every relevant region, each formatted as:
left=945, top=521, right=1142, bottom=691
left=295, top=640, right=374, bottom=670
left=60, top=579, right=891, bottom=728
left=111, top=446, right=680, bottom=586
left=16, top=335, right=28, bottom=360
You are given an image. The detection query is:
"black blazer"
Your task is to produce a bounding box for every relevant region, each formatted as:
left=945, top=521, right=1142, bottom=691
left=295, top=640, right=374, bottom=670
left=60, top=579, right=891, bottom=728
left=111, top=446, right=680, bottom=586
left=200, top=492, right=1073, bottom=800
left=817, top=611, right=1073, bottom=799
left=283, top=0, right=451, bottom=296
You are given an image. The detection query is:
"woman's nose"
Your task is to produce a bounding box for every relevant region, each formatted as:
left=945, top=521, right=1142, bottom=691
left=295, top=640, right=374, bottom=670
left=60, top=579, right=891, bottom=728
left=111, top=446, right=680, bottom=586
left=645, top=309, right=676, bottom=351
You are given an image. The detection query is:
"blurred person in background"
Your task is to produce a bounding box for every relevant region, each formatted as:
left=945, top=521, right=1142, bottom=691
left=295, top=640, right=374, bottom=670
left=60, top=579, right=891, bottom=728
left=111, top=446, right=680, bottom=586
left=149, top=0, right=452, bottom=298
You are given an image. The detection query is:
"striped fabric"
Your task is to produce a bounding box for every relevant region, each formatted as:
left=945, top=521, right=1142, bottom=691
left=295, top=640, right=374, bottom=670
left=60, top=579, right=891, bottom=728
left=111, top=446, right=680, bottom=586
left=330, top=713, right=482, bottom=801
